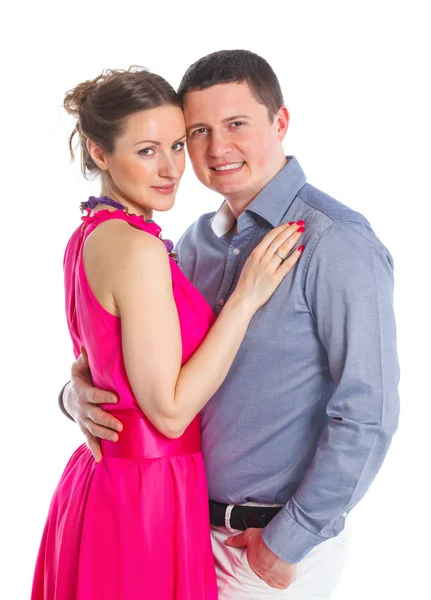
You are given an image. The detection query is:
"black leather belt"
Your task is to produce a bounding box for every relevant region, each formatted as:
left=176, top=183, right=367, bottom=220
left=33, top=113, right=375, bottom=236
left=209, top=500, right=282, bottom=530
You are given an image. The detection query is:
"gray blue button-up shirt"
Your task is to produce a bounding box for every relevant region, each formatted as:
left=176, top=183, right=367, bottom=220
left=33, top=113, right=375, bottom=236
left=176, top=157, right=400, bottom=563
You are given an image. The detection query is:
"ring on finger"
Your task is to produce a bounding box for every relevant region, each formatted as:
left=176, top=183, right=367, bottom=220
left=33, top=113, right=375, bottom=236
left=274, top=250, right=286, bottom=261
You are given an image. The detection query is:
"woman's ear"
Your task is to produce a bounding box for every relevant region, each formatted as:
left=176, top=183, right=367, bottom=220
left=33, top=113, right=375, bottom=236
left=87, top=139, right=109, bottom=171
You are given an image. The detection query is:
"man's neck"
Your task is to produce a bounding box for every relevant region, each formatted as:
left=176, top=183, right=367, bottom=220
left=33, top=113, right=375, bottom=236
left=224, top=156, right=288, bottom=220
left=224, top=193, right=256, bottom=221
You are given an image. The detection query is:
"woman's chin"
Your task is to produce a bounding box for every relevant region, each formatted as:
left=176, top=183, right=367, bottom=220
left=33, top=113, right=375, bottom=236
left=152, top=197, right=176, bottom=213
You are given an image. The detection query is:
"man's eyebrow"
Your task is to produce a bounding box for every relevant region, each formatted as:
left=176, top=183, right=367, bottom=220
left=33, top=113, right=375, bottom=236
left=222, top=114, right=251, bottom=123
left=133, top=134, right=187, bottom=147
left=187, top=115, right=252, bottom=132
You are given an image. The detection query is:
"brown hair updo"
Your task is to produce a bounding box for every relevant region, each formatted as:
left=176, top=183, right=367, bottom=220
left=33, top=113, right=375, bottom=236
left=64, top=67, right=181, bottom=178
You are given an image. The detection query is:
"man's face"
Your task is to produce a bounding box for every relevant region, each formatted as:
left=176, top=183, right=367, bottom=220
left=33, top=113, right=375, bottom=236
left=183, top=82, right=288, bottom=203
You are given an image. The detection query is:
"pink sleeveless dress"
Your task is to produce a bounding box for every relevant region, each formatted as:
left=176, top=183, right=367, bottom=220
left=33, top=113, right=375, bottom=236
left=31, top=209, right=218, bottom=600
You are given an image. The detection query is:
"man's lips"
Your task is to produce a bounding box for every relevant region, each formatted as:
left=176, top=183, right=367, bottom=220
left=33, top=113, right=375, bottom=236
left=210, top=161, right=245, bottom=173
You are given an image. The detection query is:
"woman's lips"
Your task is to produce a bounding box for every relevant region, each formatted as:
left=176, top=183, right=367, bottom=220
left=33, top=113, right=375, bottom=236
left=151, top=184, right=176, bottom=195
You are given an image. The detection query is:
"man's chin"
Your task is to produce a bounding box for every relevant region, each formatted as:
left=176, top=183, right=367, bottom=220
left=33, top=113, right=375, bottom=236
left=208, top=179, right=248, bottom=197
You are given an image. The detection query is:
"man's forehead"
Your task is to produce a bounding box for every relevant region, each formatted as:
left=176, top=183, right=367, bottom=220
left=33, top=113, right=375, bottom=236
left=183, top=82, right=260, bottom=123
left=184, top=82, right=252, bottom=104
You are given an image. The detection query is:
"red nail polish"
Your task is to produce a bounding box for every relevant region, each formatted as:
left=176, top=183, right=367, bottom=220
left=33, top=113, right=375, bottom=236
left=297, top=245, right=305, bottom=252
left=297, top=226, right=305, bottom=233
left=296, top=220, right=305, bottom=226
left=288, top=221, right=295, bottom=225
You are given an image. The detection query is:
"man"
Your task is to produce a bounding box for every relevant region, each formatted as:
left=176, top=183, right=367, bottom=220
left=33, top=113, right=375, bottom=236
left=60, top=50, right=399, bottom=598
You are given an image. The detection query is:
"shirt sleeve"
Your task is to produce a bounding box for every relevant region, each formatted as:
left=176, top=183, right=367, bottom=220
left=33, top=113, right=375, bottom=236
left=262, top=220, right=400, bottom=563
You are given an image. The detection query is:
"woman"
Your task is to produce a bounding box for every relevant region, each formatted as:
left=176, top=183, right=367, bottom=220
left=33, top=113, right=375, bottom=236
left=31, top=67, right=304, bottom=599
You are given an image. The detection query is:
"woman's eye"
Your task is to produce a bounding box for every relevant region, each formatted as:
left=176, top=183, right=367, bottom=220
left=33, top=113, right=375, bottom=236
left=138, top=148, right=154, bottom=156
left=172, top=142, right=186, bottom=151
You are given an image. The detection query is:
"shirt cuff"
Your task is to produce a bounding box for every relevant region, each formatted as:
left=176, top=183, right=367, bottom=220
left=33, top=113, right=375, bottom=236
left=261, top=507, right=329, bottom=564
left=58, top=381, right=75, bottom=422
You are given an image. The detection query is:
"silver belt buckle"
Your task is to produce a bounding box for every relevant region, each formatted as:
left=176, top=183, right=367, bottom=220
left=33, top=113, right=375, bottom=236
left=224, top=504, right=236, bottom=532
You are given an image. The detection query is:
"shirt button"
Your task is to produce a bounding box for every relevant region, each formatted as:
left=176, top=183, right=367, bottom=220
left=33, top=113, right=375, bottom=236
left=342, top=511, right=348, bottom=518
left=233, top=248, right=240, bottom=255
left=219, top=299, right=225, bottom=306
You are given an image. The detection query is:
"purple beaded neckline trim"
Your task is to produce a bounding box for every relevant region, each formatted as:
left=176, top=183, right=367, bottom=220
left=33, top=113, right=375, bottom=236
left=80, top=196, right=175, bottom=257
left=83, top=196, right=126, bottom=212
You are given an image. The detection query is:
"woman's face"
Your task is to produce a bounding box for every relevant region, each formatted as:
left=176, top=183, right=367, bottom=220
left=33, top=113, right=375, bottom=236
left=98, top=106, right=186, bottom=217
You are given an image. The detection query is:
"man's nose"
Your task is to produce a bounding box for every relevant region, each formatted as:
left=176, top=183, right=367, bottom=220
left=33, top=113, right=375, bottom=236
left=208, top=131, right=233, bottom=158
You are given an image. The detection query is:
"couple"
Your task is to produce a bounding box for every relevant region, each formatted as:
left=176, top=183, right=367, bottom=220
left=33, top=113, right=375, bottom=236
left=32, top=50, right=400, bottom=600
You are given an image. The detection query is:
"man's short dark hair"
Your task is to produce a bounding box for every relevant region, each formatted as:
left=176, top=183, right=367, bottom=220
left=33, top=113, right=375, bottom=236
left=178, top=49, right=284, bottom=121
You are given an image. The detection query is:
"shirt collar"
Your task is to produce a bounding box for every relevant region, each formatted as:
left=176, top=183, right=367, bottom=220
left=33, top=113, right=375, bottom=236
left=210, top=156, right=307, bottom=237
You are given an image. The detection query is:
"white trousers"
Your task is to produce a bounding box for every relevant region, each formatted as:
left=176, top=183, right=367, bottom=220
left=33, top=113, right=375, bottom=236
left=211, top=524, right=350, bottom=600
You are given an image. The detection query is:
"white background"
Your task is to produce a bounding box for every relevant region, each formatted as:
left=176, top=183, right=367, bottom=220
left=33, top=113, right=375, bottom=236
left=1, top=1, right=430, bottom=598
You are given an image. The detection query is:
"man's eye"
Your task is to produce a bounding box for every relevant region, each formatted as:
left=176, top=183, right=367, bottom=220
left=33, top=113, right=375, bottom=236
left=192, top=128, right=208, bottom=136
left=231, top=121, right=245, bottom=127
